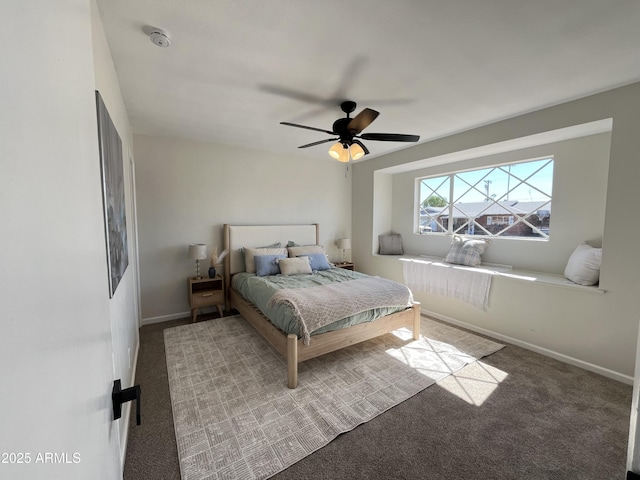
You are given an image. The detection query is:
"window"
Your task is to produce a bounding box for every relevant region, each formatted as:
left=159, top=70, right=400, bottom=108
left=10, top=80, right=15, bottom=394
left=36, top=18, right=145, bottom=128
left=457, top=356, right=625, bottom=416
left=417, top=157, right=553, bottom=239
left=487, top=216, right=514, bottom=226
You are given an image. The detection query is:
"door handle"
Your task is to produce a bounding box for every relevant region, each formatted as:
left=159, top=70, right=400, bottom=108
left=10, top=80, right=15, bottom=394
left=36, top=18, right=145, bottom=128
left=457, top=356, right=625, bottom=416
left=112, top=379, right=141, bottom=425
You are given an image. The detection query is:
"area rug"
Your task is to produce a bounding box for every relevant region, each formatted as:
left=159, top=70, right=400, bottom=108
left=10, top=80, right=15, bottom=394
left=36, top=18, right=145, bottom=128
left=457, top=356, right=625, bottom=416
left=164, top=315, right=504, bottom=480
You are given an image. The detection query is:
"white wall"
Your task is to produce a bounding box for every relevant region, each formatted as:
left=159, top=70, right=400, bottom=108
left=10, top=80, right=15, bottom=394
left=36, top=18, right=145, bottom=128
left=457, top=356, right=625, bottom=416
left=0, top=1, right=138, bottom=478
left=133, top=134, right=352, bottom=323
left=91, top=0, right=140, bottom=466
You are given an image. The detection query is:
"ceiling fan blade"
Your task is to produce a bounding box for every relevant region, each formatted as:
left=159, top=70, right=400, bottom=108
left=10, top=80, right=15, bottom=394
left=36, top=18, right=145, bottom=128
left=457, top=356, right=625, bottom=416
left=261, top=85, right=331, bottom=105
left=360, top=133, right=420, bottom=142
left=280, top=122, right=335, bottom=135
left=298, top=138, right=337, bottom=149
left=347, top=108, right=379, bottom=134
left=352, top=139, right=369, bottom=155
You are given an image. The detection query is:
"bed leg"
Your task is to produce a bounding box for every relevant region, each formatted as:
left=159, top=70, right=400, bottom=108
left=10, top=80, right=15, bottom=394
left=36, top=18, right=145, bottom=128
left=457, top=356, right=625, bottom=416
left=412, top=302, right=421, bottom=340
left=287, top=334, right=298, bottom=389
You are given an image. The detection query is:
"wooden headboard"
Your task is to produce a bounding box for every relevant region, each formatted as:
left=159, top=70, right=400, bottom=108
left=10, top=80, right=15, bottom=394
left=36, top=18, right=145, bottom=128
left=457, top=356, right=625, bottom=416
left=223, top=223, right=319, bottom=291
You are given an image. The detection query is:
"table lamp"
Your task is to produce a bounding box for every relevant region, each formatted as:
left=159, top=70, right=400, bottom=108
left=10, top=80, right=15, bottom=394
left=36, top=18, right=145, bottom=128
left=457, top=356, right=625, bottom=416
left=188, top=243, right=207, bottom=279
left=336, top=238, right=351, bottom=263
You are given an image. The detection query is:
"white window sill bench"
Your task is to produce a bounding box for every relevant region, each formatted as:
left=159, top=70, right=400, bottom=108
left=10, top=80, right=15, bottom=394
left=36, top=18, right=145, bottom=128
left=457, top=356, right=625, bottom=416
left=374, top=254, right=605, bottom=294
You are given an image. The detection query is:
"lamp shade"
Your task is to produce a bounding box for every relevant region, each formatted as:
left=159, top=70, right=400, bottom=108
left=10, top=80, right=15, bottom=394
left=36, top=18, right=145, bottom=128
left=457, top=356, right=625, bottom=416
left=328, top=142, right=342, bottom=159
left=188, top=243, right=207, bottom=260
left=336, top=238, right=351, bottom=250
left=349, top=143, right=365, bottom=160
left=329, top=142, right=350, bottom=163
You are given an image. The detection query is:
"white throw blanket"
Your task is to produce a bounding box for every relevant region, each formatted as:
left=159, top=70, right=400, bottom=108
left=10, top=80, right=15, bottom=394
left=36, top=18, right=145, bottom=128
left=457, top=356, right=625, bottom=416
left=402, top=258, right=493, bottom=310
left=266, top=276, right=413, bottom=345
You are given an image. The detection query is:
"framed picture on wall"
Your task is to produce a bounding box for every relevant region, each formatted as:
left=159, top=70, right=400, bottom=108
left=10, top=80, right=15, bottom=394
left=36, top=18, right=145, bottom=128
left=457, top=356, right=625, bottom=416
left=96, top=90, right=128, bottom=298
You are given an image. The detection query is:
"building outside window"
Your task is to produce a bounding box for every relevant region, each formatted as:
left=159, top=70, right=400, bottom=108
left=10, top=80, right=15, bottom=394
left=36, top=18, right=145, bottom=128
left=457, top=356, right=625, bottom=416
left=417, top=157, right=553, bottom=239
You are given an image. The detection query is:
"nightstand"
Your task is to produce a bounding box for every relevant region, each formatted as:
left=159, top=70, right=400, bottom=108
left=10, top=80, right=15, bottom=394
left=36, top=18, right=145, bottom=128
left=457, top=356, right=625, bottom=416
left=188, top=276, right=224, bottom=322
left=334, top=262, right=355, bottom=271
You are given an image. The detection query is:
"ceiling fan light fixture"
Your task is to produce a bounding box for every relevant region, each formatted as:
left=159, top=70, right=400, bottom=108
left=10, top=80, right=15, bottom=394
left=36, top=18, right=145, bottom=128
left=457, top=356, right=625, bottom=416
left=329, top=141, right=363, bottom=162
left=283, top=99, right=418, bottom=161
left=349, top=142, right=365, bottom=160
left=338, top=148, right=350, bottom=163
left=328, top=142, right=343, bottom=160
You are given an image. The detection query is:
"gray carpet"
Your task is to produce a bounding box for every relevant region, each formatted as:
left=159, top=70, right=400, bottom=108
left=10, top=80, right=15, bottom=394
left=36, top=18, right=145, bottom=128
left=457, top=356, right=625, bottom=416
left=124, top=313, right=632, bottom=480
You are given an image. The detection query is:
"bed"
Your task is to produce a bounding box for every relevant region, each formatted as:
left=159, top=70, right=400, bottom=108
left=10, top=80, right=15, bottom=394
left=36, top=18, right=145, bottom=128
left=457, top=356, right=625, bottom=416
left=223, top=223, right=421, bottom=388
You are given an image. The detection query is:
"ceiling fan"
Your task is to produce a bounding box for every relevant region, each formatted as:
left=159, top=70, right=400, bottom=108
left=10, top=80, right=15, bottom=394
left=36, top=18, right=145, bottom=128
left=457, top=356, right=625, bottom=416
left=280, top=100, right=420, bottom=162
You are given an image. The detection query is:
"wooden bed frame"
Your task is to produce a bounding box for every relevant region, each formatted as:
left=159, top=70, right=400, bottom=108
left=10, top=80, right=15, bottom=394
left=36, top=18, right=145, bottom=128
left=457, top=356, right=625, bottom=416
left=223, top=223, right=421, bottom=389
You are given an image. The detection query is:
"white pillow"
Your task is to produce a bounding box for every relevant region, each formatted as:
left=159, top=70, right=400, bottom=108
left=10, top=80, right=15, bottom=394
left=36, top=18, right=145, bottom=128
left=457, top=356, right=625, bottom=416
left=278, top=257, right=312, bottom=275
left=243, top=247, right=288, bottom=273
left=564, top=243, right=602, bottom=286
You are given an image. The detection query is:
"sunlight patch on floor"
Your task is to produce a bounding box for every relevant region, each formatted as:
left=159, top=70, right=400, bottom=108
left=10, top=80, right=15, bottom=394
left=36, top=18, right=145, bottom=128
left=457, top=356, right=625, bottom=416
left=390, top=327, right=415, bottom=342
left=385, top=343, right=454, bottom=382
left=437, top=361, right=508, bottom=406
left=386, top=327, right=507, bottom=405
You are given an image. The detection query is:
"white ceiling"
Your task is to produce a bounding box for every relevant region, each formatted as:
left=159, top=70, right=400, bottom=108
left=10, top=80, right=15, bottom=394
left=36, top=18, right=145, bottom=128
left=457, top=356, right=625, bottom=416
left=96, top=0, right=640, bottom=163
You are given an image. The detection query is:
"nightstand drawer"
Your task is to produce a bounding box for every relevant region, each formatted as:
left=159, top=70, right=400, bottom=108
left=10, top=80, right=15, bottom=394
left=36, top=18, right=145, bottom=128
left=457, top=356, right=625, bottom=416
left=334, top=262, right=354, bottom=271
left=188, top=275, right=225, bottom=322
left=192, top=290, right=223, bottom=307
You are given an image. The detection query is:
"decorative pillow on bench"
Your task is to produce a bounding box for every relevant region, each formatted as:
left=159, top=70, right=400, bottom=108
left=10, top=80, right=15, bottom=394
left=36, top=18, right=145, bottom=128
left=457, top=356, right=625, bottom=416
left=444, top=235, right=489, bottom=267
left=564, top=243, right=602, bottom=286
left=379, top=233, right=404, bottom=255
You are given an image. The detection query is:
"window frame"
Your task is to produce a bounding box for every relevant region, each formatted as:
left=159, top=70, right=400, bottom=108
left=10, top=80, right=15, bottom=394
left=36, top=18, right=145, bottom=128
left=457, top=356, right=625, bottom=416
left=415, top=156, right=554, bottom=241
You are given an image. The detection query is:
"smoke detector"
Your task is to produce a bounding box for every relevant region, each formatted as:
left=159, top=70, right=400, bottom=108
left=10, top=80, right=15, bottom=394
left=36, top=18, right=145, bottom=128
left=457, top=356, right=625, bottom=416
left=147, top=28, right=171, bottom=48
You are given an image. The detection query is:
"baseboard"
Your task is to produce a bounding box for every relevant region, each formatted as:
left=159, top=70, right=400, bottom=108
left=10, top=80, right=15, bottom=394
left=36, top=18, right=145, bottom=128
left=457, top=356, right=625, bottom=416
left=422, top=309, right=633, bottom=385
left=141, top=311, right=190, bottom=326
left=119, top=340, right=140, bottom=471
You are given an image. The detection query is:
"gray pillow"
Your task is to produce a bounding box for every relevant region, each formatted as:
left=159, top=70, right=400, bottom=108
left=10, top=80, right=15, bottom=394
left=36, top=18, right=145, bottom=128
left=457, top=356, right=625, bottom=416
left=379, top=234, right=404, bottom=255
left=444, top=236, right=488, bottom=267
